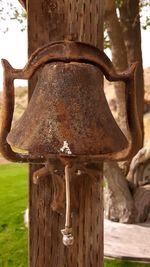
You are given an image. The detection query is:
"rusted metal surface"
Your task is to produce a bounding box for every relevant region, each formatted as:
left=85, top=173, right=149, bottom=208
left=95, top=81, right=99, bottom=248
left=7, top=61, right=128, bottom=158
left=1, top=41, right=136, bottom=81
left=0, top=41, right=142, bottom=162
left=0, top=60, right=45, bottom=163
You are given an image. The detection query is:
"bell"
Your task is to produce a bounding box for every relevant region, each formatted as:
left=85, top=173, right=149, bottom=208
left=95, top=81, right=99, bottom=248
left=0, top=41, right=141, bottom=162
left=0, top=41, right=142, bottom=247
left=7, top=61, right=127, bottom=158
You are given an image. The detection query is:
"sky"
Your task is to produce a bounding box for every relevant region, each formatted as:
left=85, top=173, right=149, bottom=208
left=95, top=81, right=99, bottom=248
left=0, top=23, right=27, bottom=89
left=0, top=1, right=150, bottom=90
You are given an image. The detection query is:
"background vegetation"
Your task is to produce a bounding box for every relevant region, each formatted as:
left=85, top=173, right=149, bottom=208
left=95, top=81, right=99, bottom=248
left=0, top=164, right=28, bottom=266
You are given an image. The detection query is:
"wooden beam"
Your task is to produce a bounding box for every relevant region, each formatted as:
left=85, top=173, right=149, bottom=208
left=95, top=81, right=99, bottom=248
left=28, top=1, right=104, bottom=266
left=104, top=219, right=150, bottom=263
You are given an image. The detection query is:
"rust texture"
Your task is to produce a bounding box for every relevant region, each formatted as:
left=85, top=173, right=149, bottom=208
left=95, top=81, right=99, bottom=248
left=7, top=62, right=128, bottom=157
left=0, top=41, right=141, bottom=163
left=0, top=58, right=45, bottom=163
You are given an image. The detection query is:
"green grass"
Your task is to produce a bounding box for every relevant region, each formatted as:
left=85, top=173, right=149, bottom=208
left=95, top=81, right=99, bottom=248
left=0, top=164, right=149, bottom=267
left=0, top=164, right=28, bottom=267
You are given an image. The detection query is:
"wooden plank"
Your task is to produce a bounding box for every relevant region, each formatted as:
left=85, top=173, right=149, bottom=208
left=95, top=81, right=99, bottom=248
left=104, top=219, right=150, bottom=263
left=28, top=1, right=104, bottom=266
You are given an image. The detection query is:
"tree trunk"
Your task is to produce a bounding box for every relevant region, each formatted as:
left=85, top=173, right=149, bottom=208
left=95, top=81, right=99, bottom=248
left=28, top=1, right=104, bottom=266
left=104, top=0, right=145, bottom=223
left=127, top=141, right=150, bottom=223
left=134, top=185, right=150, bottom=223
left=127, top=140, right=150, bottom=187
left=119, top=0, right=144, bottom=135
left=104, top=0, right=128, bottom=135
left=104, top=161, right=135, bottom=223
left=104, top=0, right=133, bottom=223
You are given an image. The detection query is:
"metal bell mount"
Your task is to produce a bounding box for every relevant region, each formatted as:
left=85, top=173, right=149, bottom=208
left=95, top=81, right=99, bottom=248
left=0, top=41, right=142, bottom=246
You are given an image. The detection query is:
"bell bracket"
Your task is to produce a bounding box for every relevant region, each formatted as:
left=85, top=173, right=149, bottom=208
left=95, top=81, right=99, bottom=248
left=0, top=40, right=143, bottom=246
left=0, top=40, right=142, bottom=163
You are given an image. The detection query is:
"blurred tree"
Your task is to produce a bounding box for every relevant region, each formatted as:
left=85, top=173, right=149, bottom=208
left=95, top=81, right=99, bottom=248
left=104, top=0, right=150, bottom=223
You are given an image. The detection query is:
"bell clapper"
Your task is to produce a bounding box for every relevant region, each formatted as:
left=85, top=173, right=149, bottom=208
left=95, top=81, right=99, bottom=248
left=61, top=164, right=74, bottom=246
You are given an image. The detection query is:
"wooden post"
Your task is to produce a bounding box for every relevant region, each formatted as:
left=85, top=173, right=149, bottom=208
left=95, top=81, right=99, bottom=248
left=28, top=1, right=104, bottom=266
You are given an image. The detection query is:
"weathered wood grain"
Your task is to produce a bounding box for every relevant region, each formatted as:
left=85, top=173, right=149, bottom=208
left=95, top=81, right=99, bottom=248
left=104, top=219, right=150, bottom=263
left=28, top=1, right=104, bottom=266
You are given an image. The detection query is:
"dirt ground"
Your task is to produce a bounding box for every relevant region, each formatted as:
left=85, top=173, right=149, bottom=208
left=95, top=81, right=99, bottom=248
left=0, top=157, right=11, bottom=164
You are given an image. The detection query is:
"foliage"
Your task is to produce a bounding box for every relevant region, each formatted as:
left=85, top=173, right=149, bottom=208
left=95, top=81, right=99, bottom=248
left=0, top=164, right=28, bottom=266
left=10, top=8, right=26, bottom=29
left=0, top=0, right=26, bottom=32
left=140, top=0, right=150, bottom=30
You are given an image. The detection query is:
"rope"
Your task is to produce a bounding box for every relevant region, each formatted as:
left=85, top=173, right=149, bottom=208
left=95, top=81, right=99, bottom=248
left=61, top=164, right=74, bottom=246
left=65, top=164, right=71, bottom=228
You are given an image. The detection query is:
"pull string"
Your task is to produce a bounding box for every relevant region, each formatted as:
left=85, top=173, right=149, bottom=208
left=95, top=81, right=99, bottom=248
left=65, top=164, right=71, bottom=229
left=61, top=164, right=74, bottom=246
